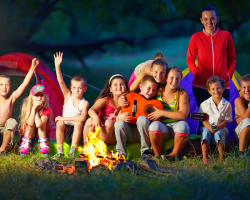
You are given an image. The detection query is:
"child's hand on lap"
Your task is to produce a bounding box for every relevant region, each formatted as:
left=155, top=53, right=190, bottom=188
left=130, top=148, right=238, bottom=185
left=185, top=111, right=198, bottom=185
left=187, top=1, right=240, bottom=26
left=117, top=112, right=132, bottom=122
left=55, top=116, right=63, bottom=123
left=91, top=116, right=102, bottom=131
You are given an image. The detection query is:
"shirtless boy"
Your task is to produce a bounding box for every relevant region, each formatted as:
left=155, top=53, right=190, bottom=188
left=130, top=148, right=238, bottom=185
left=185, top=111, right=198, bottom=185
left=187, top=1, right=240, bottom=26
left=0, top=58, right=39, bottom=154
left=234, top=74, right=250, bottom=153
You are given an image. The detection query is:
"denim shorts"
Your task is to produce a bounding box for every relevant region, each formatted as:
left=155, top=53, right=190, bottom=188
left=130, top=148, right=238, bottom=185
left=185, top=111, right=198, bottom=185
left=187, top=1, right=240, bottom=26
left=200, top=126, right=228, bottom=145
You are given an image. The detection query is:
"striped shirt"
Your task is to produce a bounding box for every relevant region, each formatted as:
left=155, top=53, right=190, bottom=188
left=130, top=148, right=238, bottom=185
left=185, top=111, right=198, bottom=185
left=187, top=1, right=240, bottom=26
left=156, top=87, right=179, bottom=123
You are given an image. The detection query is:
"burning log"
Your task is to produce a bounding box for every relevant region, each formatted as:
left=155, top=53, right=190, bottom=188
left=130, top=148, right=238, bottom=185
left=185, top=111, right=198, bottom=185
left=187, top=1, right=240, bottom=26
left=75, top=158, right=88, bottom=174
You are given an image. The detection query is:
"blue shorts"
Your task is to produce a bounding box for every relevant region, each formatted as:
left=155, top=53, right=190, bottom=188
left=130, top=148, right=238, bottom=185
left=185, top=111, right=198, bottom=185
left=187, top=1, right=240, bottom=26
left=201, top=127, right=228, bottom=145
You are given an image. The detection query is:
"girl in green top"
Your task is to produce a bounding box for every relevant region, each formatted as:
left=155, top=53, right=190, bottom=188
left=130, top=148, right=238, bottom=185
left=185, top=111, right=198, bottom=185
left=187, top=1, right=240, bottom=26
left=148, top=67, right=190, bottom=161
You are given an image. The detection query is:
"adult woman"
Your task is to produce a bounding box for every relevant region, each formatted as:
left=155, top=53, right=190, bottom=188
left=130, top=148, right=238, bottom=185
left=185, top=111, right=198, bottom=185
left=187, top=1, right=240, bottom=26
left=186, top=4, right=236, bottom=107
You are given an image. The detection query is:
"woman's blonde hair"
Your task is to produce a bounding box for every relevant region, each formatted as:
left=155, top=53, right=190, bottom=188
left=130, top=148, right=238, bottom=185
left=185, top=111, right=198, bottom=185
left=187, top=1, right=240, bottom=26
left=19, top=93, right=52, bottom=136
left=168, top=66, right=190, bottom=111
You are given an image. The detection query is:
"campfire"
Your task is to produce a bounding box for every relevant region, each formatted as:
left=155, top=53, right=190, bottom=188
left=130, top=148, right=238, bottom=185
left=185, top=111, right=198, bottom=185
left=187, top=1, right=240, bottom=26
left=78, top=126, right=126, bottom=172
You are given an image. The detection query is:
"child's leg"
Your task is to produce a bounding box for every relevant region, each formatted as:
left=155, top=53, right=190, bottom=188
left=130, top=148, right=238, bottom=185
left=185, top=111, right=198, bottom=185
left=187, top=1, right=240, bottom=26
left=201, top=127, right=213, bottom=163
left=214, top=128, right=228, bottom=160
left=0, top=118, right=18, bottom=152
left=19, top=124, right=35, bottom=155
left=101, top=119, right=116, bottom=144
left=68, top=121, right=83, bottom=156
left=169, top=121, right=189, bottom=161
left=114, top=120, right=134, bottom=157
left=148, top=121, right=170, bottom=157
left=37, top=123, right=50, bottom=155
left=136, top=116, right=151, bottom=155
left=239, top=126, right=250, bottom=151
left=83, top=118, right=93, bottom=146
left=56, top=120, right=65, bottom=145
left=72, top=121, right=83, bottom=145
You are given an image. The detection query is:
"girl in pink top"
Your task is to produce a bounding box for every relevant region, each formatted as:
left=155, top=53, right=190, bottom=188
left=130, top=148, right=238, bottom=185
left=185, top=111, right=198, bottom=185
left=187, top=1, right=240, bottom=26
left=83, top=74, right=128, bottom=145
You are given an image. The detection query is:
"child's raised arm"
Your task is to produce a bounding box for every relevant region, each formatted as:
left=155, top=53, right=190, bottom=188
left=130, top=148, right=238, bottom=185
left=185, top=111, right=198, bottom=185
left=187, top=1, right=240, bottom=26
left=129, top=69, right=149, bottom=92
left=54, top=52, right=71, bottom=100
left=235, top=97, right=250, bottom=119
left=11, top=58, right=39, bottom=102
left=55, top=100, right=90, bottom=123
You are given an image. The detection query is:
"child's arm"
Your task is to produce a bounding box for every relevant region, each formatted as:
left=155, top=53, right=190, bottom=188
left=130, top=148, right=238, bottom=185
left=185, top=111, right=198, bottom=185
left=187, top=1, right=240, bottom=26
left=26, top=98, right=43, bottom=127
left=235, top=97, right=250, bottom=119
left=147, top=91, right=190, bottom=121
left=11, top=58, right=39, bottom=102
left=55, top=101, right=90, bottom=122
left=129, top=69, right=149, bottom=92
left=88, top=98, right=107, bottom=128
left=54, top=52, right=71, bottom=102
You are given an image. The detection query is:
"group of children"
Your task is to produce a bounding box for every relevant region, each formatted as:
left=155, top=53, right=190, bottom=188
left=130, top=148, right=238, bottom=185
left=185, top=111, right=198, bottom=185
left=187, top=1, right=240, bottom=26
left=0, top=51, right=249, bottom=163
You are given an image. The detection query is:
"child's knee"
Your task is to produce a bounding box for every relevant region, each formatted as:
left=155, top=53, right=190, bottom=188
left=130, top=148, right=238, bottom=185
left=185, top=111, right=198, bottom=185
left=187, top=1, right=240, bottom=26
left=56, top=120, right=65, bottom=128
left=137, top=116, right=150, bottom=126
left=105, top=119, right=115, bottom=128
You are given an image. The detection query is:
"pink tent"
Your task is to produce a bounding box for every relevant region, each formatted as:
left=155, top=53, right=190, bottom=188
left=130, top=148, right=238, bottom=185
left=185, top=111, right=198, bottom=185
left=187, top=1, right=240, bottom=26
left=0, top=52, right=64, bottom=138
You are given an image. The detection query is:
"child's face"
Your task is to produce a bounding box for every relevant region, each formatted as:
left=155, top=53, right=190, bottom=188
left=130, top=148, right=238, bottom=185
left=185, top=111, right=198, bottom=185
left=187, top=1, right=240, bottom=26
left=109, top=78, right=127, bottom=96
left=200, top=10, right=219, bottom=32
left=240, top=81, right=250, bottom=101
left=150, top=64, right=166, bottom=83
left=139, top=81, right=157, bottom=99
left=0, top=77, right=11, bottom=97
left=70, top=80, right=87, bottom=99
left=33, top=92, right=45, bottom=104
left=208, top=81, right=224, bottom=99
left=166, top=70, right=181, bottom=90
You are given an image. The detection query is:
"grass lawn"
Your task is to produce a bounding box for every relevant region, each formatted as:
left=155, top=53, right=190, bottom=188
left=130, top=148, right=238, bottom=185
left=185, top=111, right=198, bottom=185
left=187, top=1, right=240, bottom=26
left=0, top=148, right=250, bottom=200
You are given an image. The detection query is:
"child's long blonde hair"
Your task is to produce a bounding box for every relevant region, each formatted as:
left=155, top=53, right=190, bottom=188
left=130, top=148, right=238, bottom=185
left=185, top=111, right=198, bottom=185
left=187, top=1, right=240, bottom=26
left=19, top=93, right=52, bottom=136
left=168, top=67, right=190, bottom=111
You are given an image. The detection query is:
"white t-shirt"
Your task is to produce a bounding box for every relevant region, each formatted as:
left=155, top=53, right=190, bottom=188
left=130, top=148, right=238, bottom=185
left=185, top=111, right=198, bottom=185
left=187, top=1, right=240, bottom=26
left=199, top=96, right=232, bottom=126
left=62, top=95, right=85, bottom=126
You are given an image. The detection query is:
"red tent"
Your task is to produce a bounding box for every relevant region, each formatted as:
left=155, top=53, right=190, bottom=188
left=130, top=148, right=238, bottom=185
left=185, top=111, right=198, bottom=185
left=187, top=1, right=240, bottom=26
left=0, top=52, right=64, bottom=138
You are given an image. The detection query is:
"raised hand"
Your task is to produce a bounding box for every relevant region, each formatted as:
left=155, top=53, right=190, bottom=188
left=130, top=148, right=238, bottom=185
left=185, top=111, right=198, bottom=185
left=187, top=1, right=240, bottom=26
left=31, top=58, right=39, bottom=69
left=54, top=52, right=63, bottom=67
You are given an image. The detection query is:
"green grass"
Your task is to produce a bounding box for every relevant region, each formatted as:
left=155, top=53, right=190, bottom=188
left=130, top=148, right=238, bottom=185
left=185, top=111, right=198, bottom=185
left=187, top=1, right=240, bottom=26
left=1, top=149, right=250, bottom=200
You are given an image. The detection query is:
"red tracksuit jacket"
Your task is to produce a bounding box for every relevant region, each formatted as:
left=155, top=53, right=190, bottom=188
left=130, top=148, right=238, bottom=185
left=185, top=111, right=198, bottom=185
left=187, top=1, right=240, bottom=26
left=186, top=28, right=236, bottom=89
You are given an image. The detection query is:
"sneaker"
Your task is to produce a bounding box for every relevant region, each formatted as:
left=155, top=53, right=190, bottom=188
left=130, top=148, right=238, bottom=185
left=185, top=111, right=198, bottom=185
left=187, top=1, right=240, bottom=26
left=38, top=137, right=50, bottom=154
left=19, top=136, right=32, bottom=154
left=161, top=154, right=172, bottom=162
left=52, top=153, right=64, bottom=159
left=0, top=151, right=8, bottom=156
left=68, top=152, right=76, bottom=158
left=141, top=151, right=153, bottom=160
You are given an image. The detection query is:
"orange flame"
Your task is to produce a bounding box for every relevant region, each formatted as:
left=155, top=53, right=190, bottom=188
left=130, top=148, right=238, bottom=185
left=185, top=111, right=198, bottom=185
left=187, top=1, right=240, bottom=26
left=79, top=126, right=126, bottom=172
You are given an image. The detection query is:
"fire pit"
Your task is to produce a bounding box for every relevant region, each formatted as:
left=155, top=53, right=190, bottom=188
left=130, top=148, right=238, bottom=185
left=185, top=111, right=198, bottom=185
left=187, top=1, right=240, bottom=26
left=78, top=126, right=127, bottom=173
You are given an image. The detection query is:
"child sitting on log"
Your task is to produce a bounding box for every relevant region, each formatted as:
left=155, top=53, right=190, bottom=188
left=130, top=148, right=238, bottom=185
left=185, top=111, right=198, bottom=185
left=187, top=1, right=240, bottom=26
left=234, top=74, right=250, bottom=154
left=115, top=75, right=158, bottom=158
left=199, top=76, right=232, bottom=164
left=53, top=52, right=89, bottom=158
left=19, top=85, right=52, bottom=157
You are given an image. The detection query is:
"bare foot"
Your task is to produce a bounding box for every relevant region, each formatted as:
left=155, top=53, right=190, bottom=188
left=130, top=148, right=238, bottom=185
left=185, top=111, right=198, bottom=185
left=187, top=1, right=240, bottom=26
left=203, top=158, right=208, bottom=164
